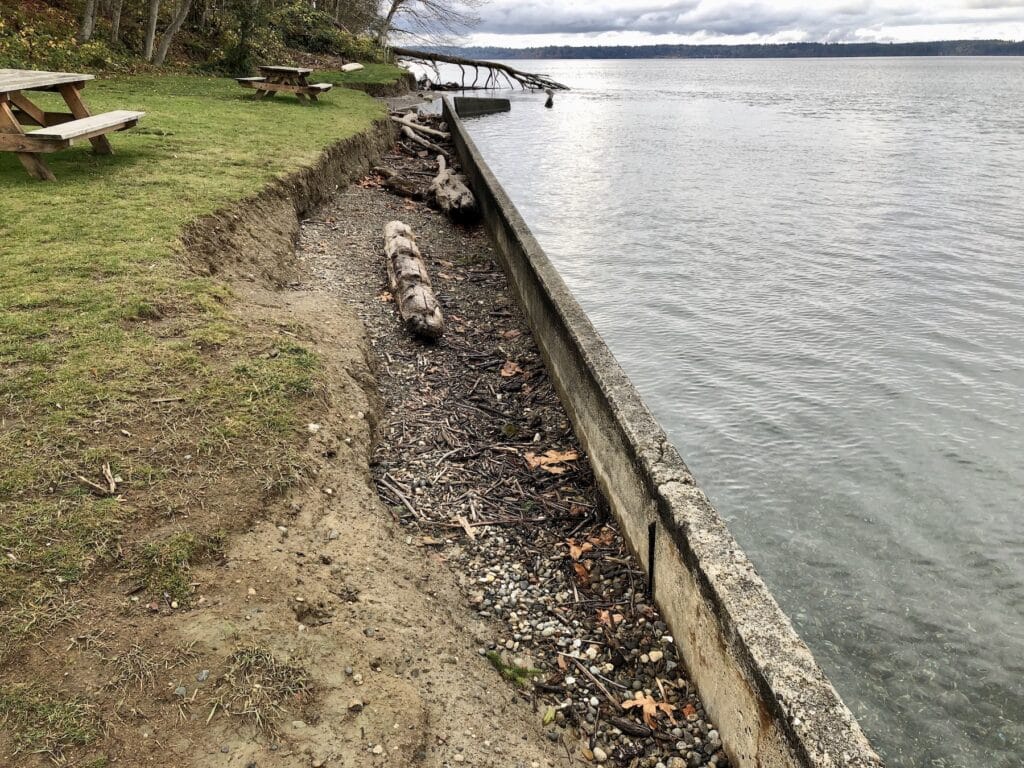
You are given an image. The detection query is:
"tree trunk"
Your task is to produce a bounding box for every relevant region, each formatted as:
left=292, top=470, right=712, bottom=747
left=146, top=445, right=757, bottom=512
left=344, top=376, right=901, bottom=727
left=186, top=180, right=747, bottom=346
left=383, top=221, right=445, bottom=340
left=378, top=0, right=404, bottom=46
left=110, top=0, right=125, bottom=43
left=153, top=0, right=193, bottom=66
left=429, top=155, right=477, bottom=222
left=144, top=0, right=161, bottom=61
left=77, top=0, right=98, bottom=43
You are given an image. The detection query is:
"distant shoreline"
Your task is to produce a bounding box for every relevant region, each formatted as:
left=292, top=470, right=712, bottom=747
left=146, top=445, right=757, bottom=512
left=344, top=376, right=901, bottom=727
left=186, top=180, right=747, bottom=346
left=447, top=39, right=1024, bottom=60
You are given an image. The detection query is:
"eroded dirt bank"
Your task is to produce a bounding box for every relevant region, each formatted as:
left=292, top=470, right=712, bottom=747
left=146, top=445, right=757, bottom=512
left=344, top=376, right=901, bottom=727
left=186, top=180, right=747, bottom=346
left=1, top=116, right=725, bottom=768
left=0, top=122, right=567, bottom=767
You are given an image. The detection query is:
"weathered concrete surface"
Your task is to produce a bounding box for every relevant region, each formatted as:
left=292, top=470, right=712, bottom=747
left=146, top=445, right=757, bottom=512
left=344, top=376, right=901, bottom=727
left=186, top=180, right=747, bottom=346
left=453, top=97, right=511, bottom=117
left=443, top=97, right=885, bottom=768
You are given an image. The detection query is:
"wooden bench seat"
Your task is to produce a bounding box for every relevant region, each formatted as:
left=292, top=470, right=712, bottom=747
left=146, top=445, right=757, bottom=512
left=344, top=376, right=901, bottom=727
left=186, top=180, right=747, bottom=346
left=236, top=76, right=267, bottom=83
left=308, top=82, right=333, bottom=92
left=29, top=110, right=144, bottom=145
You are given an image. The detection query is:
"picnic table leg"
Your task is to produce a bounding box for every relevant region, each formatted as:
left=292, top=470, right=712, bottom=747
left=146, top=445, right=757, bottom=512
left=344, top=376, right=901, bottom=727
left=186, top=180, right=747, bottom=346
left=297, top=73, right=314, bottom=104
left=58, top=84, right=113, bottom=155
left=8, top=92, right=47, bottom=126
left=0, top=99, right=56, bottom=181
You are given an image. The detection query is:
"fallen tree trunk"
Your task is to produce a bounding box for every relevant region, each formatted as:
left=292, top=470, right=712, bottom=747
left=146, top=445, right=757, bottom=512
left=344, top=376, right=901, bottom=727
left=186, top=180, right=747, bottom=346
left=383, top=221, right=444, bottom=340
left=390, top=46, right=569, bottom=92
left=429, top=155, right=477, bottom=223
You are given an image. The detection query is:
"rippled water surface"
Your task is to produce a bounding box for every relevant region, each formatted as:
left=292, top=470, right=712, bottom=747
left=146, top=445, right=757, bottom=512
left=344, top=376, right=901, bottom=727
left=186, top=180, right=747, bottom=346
left=462, top=58, right=1024, bottom=767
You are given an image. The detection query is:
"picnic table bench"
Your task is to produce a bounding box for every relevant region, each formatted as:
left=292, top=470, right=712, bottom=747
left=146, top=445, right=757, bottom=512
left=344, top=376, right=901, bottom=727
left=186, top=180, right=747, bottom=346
left=0, top=68, right=143, bottom=181
left=236, top=66, right=332, bottom=105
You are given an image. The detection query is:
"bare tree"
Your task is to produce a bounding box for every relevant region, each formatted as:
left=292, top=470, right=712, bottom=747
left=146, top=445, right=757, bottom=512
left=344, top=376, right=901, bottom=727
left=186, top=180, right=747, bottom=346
left=77, top=0, right=98, bottom=43
left=144, top=0, right=161, bottom=60
left=378, top=0, right=485, bottom=47
left=110, top=0, right=125, bottom=43
left=153, top=0, right=194, bottom=65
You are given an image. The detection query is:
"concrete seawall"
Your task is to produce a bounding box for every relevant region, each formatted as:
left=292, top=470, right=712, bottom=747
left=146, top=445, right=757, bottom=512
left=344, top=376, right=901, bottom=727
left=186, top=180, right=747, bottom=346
left=443, top=97, right=885, bottom=768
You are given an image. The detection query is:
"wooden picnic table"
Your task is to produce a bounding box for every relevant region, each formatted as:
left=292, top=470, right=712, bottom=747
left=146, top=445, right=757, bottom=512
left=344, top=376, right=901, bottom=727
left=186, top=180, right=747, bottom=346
left=236, top=65, right=332, bottom=105
left=0, top=69, right=143, bottom=181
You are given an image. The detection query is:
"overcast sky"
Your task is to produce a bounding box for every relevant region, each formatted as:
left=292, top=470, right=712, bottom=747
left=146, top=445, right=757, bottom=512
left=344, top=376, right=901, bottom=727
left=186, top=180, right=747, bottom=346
left=462, top=0, right=1024, bottom=47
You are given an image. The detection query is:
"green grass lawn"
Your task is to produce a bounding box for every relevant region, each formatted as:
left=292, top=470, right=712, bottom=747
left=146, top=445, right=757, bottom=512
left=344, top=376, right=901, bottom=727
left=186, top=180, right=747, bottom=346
left=323, top=62, right=410, bottom=86
left=0, top=74, right=385, bottom=666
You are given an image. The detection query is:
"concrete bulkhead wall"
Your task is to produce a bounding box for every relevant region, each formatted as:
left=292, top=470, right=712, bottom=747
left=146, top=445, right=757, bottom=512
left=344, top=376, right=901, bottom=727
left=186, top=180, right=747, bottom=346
left=443, top=97, right=885, bottom=768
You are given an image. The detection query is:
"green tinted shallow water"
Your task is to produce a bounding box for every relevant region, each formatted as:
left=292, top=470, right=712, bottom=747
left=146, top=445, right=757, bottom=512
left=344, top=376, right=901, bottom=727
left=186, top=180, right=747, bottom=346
left=464, top=58, right=1024, bottom=768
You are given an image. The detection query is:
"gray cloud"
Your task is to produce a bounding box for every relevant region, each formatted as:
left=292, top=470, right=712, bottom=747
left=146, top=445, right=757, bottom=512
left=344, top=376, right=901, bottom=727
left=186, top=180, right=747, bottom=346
left=473, top=0, right=1024, bottom=41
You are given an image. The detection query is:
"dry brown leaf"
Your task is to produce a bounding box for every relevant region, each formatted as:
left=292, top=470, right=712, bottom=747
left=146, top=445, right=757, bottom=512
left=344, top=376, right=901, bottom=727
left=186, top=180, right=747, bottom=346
left=573, top=562, right=591, bottom=587
left=556, top=654, right=568, bottom=671
left=524, top=449, right=580, bottom=474
left=377, top=291, right=393, bottom=303
left=567, top=538, right=594, bottom=561
left=589, top=527, right=616, bottom=548
left=622, top=693, right=677, bottom=729
left=500, top=360, right=523, bottom=378
left=501, top=329, right=522, bottom=340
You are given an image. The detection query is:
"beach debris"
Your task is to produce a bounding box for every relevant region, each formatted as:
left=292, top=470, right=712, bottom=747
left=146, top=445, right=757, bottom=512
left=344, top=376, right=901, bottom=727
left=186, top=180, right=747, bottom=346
left=430, top=155, right=477, bottom=223
left=382, top=220, right=445, bottom=340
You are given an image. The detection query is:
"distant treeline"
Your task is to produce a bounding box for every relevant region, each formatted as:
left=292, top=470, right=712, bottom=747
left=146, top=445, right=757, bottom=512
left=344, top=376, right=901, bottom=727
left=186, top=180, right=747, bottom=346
left=447, top=40, right=1024, bottom=60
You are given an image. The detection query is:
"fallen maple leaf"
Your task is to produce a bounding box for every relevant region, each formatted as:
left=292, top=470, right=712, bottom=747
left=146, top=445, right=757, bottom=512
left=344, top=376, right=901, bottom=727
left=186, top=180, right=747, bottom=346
left=622, top=693, right=677, bottom=729
left=377, top=291, right=394, bottom=303
left=500, top=360, right=523, bottom=378
left=524, top=449, right=580, bottom=474
left=566, top=538, right=594, bottom=561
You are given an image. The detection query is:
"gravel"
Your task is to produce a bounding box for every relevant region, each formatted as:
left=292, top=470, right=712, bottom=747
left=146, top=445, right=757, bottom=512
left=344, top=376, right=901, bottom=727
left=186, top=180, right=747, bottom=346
left=296, top=123, right=729, bottom=768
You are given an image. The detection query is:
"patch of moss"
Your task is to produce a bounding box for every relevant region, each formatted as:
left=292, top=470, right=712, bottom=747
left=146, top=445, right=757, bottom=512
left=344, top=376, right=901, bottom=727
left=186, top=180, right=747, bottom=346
left=484, top=651, right=543, bottom=688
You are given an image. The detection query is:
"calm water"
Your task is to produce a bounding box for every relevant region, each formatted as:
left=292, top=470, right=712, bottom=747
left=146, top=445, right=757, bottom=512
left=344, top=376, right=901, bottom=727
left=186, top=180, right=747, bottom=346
left=462, top=59, right=1024, bottom=767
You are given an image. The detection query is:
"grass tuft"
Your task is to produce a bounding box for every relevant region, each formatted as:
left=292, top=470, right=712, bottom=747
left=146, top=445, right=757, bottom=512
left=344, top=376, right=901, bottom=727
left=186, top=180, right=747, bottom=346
left=209, top=645, right=315, bottom=733
left=139, top=531, right=225, bottom=603
left=484, top=651, right=543, bottom=688
left=0, top=686, right=103, bottom=760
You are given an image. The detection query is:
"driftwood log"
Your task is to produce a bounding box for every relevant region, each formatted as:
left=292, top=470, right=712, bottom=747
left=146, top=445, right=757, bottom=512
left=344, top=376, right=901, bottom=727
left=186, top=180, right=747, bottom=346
left=373, top=165, right=425, bottom=200
left=383, top=221, right=444, bottom=340
left=429, top=155, right=476, bottom=222
left=390, top=113, right=450, bottom=140
left=401, top=125, right=446, bottom=156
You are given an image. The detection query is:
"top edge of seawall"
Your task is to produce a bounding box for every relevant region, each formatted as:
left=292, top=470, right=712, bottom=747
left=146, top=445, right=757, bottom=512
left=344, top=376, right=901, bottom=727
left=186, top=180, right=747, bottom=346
left=442, top=96, right=885, bottom=768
